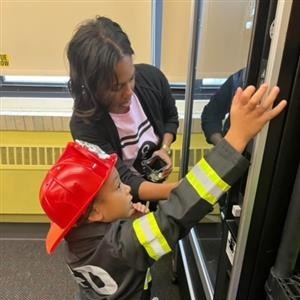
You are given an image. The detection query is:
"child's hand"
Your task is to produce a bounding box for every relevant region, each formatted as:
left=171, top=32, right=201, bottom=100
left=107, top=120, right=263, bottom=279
left=225, top=84, right=287, bottom=153
left=131, top=202, right=150, bottom=218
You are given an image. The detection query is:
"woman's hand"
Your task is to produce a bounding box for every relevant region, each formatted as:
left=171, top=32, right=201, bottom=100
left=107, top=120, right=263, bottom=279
left=225, top=84, right=287, bottom=153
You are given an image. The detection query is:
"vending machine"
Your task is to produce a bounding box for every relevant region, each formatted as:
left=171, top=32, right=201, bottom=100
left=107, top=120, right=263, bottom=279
left=176, top=1, right=300, bottom=299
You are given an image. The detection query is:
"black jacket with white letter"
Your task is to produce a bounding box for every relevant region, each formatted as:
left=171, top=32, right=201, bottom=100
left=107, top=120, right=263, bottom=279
left=64, top=139, right=249, bottom=300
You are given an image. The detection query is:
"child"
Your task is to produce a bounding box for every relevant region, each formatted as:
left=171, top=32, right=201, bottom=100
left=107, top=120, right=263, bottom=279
left=40, top=84, right=286, bottom=300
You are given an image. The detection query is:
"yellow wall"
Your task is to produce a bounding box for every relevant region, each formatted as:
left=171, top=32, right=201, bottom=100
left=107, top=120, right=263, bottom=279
left=1, top=0, right=152, bottom=76
left=161, top=0, right=254, bottom=81
left=0, top=132, right=71, bottom=221
left=1, top=0, right=253, bottom=81
left=161, top=0, right=191, bottom=82
left=196, top=0, right=253, bottom=78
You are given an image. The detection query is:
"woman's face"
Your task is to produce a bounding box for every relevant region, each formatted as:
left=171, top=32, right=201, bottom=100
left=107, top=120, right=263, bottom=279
left=102, top=55, right=135, bottom=114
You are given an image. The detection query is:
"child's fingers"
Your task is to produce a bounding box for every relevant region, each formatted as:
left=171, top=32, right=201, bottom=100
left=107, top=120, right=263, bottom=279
left=133, top=203, right=142, bottom=210
left=247, top=84, right=268, bottom=109
left=238, top=84, right=281, bottom=113
left=260, top=86, right=280, bottom=110
left=132, top=202, right=149, bottom=214
left=265, top=100, right=287, bottom=121
left=232, top=87, right=243, bottom=104
left=238, top=85, right=256, bottom=105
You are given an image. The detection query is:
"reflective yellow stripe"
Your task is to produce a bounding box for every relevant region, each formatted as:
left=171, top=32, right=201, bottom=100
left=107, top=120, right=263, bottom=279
left=133, top=218, right=156, bottom=259
left=133, top=212, right=172, bottom=261
left=144, top=268, right=152, bottom=290
left=186, top=158, right=230, bottom=205
left=148, top=213, right=172, bottom=255
left=187, top=170, right=216, bottom=204
left=200, top=159, right=229, bottom=191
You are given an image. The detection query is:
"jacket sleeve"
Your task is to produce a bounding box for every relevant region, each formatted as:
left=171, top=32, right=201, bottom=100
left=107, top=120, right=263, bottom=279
left=120, top=139, right=249, bottom=270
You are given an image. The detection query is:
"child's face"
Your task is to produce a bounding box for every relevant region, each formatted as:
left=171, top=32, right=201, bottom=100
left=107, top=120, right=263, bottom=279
left=88, top=167, right=135, bottom=223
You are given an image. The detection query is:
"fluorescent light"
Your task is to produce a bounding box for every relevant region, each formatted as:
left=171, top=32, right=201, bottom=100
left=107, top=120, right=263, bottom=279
left=3, top=75, right=69, bottom=84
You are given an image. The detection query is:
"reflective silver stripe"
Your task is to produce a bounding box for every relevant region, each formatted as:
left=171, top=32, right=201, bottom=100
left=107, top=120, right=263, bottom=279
left=143, top=268, right=152, bottom=290
left=192, top=163, right=224, bottom=200
left=186, top=158, right=230, bottom=205
left=133, top=213, right=171, bottom=261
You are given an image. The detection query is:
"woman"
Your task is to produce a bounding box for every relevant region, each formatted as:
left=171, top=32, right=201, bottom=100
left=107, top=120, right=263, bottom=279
left=67, top=16, right=179, bottom=204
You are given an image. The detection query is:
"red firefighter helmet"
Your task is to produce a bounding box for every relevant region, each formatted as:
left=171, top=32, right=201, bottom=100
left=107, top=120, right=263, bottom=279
left=39, top=140, right=117, bottom=254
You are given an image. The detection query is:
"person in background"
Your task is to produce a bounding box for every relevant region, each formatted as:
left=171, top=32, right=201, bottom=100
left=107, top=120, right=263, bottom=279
left=201, top=68, right=246, bottom=145
left=40, top=84, right=287, bottom=300
left=201, top=69, right=248, bottom=215
left=67, top=16, right=179, bottom=207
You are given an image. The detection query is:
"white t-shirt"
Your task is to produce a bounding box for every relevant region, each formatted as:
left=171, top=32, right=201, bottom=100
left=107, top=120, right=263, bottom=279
left=109, top=93, right=159, bottom=175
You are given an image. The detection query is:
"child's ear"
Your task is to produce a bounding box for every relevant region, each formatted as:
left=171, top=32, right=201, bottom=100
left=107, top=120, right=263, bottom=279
left=87, top=206, right=104, bottom=223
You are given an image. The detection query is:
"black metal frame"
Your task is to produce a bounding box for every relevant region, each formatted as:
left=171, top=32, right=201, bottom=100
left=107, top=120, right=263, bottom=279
left=245, top=0, right=278, bottom=86
left=176, top=1, right=300, bottom=299
left=237, top=1, right=300, bottom=298
left=212, top=1, right=279, bottom=298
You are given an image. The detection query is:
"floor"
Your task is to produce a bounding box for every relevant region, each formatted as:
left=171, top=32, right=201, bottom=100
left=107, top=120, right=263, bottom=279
left=0, top=223, right=181, bottom=300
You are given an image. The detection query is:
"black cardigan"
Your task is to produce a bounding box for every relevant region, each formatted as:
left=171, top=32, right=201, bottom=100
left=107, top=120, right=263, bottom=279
left=70, top=64, right=179, bottom=200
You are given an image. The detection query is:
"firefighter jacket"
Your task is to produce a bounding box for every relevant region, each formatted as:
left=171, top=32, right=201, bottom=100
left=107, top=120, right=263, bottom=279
left=64, top=139, right=249, bottom=300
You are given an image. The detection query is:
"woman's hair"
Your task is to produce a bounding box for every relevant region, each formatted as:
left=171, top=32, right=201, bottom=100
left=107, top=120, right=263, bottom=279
left=67, top=16, right=134, bottom=117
